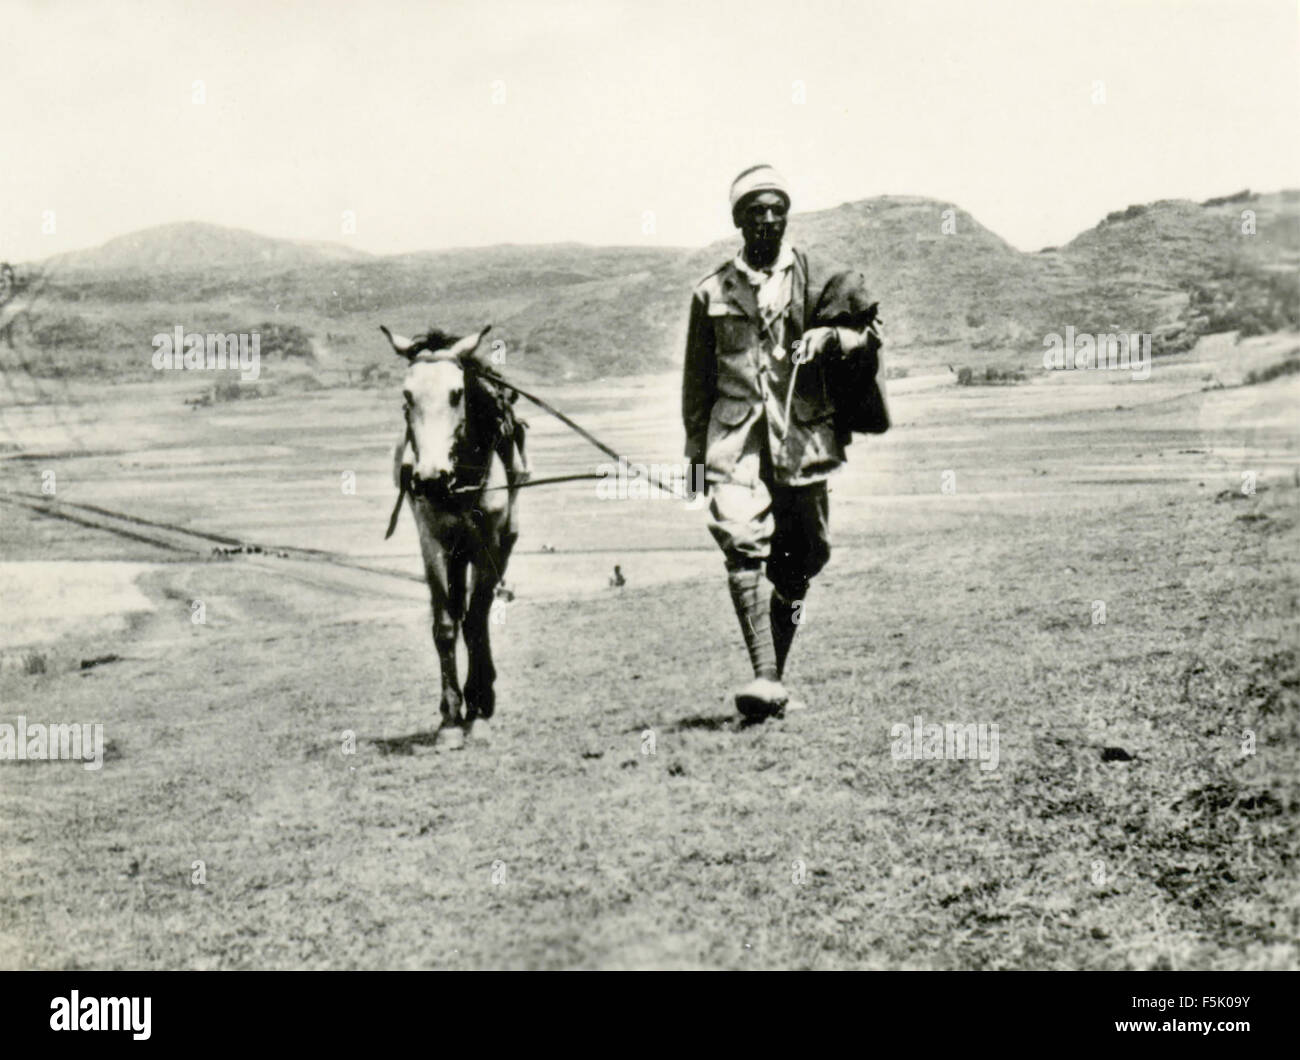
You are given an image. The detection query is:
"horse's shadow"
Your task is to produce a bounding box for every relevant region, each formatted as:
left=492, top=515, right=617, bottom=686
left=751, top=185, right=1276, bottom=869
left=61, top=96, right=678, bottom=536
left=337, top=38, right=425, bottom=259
left=371, top=730, right=442, bottom=756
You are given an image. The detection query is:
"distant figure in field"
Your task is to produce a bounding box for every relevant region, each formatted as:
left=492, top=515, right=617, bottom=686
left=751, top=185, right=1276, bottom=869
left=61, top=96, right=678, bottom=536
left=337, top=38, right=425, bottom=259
left=609, top=564, right=626, bottom=588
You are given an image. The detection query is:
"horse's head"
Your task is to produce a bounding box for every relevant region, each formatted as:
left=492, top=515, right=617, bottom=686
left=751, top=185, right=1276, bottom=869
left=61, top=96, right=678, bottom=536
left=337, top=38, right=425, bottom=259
left=380, top=323, right=491, bottom=493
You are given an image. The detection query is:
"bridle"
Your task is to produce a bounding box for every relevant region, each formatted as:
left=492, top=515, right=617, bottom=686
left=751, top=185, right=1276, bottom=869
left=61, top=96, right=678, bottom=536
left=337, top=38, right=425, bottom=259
left=383, top=350, right=689, bottom=540
left=398, top=353, right=494, bottom=506
left=383, top=357, right=490, bottom=539
left=388, top=357, right=516, bottom=582
left=400, top=400, right=479, bottom=505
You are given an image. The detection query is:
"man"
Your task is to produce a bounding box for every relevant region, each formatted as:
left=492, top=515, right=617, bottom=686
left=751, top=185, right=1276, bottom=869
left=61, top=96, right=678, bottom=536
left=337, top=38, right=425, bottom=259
left=682, top=165, right=887, bottom=720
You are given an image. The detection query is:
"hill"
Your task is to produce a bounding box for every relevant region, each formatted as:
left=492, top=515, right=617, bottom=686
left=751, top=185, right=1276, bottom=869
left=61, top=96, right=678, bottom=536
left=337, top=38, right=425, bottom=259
left=43, top=221, right=372, bottom=273
left=1051, top=190, right=1300, bottom=352
left=6, top=191, right=1298, bottom=384
left=489, top=190, right=1299, bottom=377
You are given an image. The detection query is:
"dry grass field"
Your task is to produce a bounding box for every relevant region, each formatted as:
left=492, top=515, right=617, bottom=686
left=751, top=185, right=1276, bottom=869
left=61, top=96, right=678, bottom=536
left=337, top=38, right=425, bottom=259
left=1, top=332, right=1297, bottom=969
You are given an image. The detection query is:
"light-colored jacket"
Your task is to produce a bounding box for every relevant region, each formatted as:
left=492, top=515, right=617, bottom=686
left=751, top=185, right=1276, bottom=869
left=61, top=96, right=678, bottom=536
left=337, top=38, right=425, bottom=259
left=682, top=248, right=848, bottom=487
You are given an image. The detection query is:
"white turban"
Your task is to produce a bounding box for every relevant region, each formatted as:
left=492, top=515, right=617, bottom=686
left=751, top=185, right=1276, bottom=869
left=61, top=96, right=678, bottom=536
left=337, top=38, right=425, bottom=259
left=729, top=165, right=791, bottom=219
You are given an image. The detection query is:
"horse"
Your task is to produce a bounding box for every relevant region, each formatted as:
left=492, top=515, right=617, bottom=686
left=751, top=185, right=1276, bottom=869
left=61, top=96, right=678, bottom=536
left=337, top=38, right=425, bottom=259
left=380, top=323, right=522, bottom=750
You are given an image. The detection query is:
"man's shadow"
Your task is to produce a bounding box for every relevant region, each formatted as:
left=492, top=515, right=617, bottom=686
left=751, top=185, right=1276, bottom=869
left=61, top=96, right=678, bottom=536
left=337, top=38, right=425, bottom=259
left=669, top=713, right=767, bottom=732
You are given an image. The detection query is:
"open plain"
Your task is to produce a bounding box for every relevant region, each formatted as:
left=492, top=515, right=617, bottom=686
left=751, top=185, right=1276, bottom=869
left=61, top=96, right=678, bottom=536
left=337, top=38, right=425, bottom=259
left=1, top=328, right=1297, bottom=970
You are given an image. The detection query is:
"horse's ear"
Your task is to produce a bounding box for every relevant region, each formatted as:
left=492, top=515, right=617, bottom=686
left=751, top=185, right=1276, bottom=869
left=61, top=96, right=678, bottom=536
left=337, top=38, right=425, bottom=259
left=450, top=325, right=493, bottom=365
left=380, top=325, right=418, bottom=359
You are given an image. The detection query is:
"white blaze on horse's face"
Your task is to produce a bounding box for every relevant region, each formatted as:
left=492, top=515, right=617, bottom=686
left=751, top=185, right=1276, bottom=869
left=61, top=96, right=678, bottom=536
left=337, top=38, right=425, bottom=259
left=403, top=357, right=466, bottom=482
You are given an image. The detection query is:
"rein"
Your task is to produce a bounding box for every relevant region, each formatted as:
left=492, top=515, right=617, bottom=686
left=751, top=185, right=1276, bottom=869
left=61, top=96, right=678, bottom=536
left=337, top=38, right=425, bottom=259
left=384, top=360, right=691, bottom=540
left=455, top=364, right=685, bottom=498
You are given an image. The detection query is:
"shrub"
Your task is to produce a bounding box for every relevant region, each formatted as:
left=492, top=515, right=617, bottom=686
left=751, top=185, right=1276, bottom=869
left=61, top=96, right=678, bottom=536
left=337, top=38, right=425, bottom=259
left=1201, top=189, right=1254, bottom=208
left=27, top=312, right=101, bottom=353
left=955, top=365, right=1025, bottom=386
left=254, top=322, right=315, bottom=360
left=1104, top=203, right=1148, bottom=224
left=1189, top=268, right=1300, bottom=337
left=1244, top=354, right=1300, bottom=386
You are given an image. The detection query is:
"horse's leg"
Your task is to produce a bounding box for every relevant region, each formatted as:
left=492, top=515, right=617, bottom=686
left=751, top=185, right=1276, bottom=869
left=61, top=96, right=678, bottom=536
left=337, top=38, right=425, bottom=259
left=463, top=560, right=499, bottom=727
left=430, top=594, right=465, bottom=750
left=438, top=550, right=470, bottom=734
left=465, top=491, right=517, bottom=734
left=417, top=518, right=468, bottom=747
left=500, top=489, right=520, bottom=568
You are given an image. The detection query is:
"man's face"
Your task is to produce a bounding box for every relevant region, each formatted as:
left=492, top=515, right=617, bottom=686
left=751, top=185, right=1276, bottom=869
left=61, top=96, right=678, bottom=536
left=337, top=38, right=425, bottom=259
left=736, top=191, right=788, bottom=266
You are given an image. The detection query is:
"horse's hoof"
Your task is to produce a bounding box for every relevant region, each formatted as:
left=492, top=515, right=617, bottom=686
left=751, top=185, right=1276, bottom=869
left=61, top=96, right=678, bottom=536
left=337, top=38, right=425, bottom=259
left=465, top=718, right=493, bottom=744
left=436, top=724, right=465, bottom=751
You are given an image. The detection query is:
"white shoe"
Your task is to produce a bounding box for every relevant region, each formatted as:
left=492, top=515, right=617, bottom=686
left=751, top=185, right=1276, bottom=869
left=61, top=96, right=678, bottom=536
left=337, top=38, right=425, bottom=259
left=735, top=677, right=788, bottom=719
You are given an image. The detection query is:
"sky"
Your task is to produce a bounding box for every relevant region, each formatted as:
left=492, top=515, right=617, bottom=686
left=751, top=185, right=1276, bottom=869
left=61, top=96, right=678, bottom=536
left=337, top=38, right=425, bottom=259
left=2, top=0, right=1297, bottom=262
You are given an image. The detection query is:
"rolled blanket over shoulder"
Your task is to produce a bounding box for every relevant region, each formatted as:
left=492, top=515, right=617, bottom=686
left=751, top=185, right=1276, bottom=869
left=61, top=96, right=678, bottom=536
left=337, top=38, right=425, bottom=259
left=811, top=268, right=878, bottom=331
left=805, top=267, right=889, bottom=436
